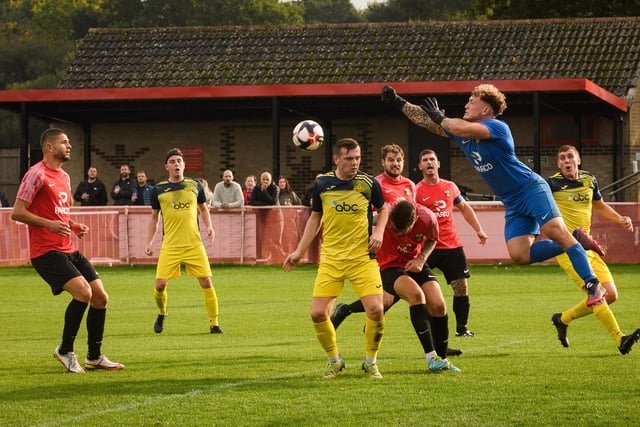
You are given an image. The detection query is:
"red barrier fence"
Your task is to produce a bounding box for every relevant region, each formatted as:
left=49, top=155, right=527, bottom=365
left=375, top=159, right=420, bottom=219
left=0, top=203, right=638, bottom=266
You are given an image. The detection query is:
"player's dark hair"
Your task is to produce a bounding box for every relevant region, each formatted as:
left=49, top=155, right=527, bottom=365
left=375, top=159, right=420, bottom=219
left=334, top=138, right=359, bottom=156
left=390, top=200, right=417, bottom=234
left=165, top=148, right=184, bottom=163
left=419, top=148, right=438, bottom=161
left=40, top=128, right=66, bottom=148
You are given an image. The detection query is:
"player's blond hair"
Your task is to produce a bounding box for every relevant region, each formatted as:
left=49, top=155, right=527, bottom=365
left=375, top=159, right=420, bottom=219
left=472, top=84, right=507, bottom=117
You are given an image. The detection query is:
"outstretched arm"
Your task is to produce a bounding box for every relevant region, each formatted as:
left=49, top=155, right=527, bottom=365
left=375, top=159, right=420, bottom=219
left=381, top=86, right=447, bottom=137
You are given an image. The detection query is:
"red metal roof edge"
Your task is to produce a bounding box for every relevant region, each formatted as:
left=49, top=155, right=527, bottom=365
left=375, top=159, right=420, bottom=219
left=0, top=79, right=628, bottom=112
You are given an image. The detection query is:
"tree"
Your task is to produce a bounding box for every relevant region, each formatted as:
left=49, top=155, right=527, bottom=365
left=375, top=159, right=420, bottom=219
left=302, top=0, right=363, bottom=24
left=364, top=0, right=472, bottom=22
left=466, top=0, right=640, bottom=20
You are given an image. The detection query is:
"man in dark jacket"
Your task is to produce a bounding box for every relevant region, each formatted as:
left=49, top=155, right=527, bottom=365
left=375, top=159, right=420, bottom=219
left=73, top=166, right=108, bottom=206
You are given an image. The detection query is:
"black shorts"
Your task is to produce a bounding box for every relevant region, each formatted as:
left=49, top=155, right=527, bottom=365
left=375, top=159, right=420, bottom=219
left=31, top=251, right=99, bottom=296
left=380, top=266, right=438, bottom=297
left=426, top=247, right=470, bottom=284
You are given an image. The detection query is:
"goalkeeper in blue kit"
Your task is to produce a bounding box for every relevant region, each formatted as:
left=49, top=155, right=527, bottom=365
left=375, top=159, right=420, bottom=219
left=381, top=84, right=606, bottom=307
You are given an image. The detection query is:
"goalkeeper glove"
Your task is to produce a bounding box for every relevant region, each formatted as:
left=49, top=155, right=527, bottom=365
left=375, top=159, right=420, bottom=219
left=381, top=86, right=407, bottom=110
left=420, top=97, right=446, bottom=125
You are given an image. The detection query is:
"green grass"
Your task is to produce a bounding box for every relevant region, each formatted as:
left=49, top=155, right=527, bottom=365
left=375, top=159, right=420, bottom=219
left=0, top=264, right=638, bottom=426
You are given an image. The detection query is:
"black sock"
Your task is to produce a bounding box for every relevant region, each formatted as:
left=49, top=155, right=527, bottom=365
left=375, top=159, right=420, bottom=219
left=60, top=299, right=88, bottom=354
left=410, top=304, right=435, bottom=354
left=384, top=295, right=401, bottom=313
left=430, top=314, right=449, bottom=359
left=347, top=300, right=365, bottom=313
left=86, top=307, right=106, bottom=360
left=453, top=295, right=470, bottom=332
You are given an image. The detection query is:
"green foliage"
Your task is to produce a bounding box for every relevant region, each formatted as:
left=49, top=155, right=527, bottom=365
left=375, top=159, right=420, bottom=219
left=302, top=0, right=363, bottom=24
left=365, top=0, right=475, bottom=22
left=0, top=264, right=638, bottom=425
left=99, top=0, right=305, bottom=27
left=467, top=0, right=640, bottom=19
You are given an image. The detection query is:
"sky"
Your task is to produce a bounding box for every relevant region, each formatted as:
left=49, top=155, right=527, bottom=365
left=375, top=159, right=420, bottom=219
left=351, top=0, right=380, bottom=10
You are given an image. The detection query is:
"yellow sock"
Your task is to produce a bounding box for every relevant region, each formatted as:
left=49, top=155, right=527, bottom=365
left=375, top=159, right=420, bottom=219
left=561, top=299, right=592, bottom=324
left=154, top=287, right=167, bottom=315
left=593, top=301, right=624, bottom=346
left=313, top=319, right=339, bottom=359
left=202, top=287, right=219, bottom=327
left=364, top=317, right=384, bottom=361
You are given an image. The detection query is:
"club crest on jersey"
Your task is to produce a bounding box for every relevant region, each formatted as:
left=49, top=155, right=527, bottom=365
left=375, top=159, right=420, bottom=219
left=414, top=234, right=424, bottom=242
left=397, top=243, right=413, bottom=253
left=444, top=190, right=451, bottom=198
left=353, top=183, right=366, bottom=193
left=404, top=188, right=412, bottom=197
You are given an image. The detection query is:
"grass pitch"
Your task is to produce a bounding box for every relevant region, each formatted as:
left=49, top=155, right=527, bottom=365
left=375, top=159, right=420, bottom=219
left=0, top=263, right=638, bottom=426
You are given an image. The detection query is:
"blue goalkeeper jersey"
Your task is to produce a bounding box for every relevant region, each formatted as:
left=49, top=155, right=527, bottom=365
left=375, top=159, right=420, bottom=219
left=445, top=118, right=534, bottom=199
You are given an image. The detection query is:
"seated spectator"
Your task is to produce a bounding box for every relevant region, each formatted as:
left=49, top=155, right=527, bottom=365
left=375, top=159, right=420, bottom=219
left=243, top=175, right=256, bottom=204
left=132, top=170, right=154, bottom=206
left=212, top=170, right=244, bottom=208
left=277, top=176, right=302, bottom=206
left=249, top=171, right=279, bottom=206
left=73, top=166, right=108, bottom=206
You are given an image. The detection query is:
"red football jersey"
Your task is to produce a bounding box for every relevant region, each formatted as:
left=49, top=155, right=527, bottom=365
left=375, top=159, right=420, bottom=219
left=415, top=179, right=464, bottom=249
left=15, top=161, right=75, bottom=258
left=377, top=204, right=439, bottom=270
left=375, top=173, right=416, bottom=206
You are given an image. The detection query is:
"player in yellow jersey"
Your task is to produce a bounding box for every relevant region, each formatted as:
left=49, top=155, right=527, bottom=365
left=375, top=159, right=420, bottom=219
left=283, top=138, right=389, bottom=379
left=547, top=145, right=638, bottom=354
left=144, top=148, right=223, bottom=335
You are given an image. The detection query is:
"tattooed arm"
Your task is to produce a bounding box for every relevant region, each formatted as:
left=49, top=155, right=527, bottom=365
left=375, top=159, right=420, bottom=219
left=381, top=85, right=447, bottom=137
left=401, top=102, right=448, bottom=137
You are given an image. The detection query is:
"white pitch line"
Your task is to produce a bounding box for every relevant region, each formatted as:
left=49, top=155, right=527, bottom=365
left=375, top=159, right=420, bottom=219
left=32, top=370, right=317, bottom=427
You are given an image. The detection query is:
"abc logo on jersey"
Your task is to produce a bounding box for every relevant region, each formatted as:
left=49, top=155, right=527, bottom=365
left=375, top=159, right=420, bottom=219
left=172, top=201, right=191, bottom=209
left=569, top=193, right=590, bottom=202
left=332, top=201, right=358, bottom=212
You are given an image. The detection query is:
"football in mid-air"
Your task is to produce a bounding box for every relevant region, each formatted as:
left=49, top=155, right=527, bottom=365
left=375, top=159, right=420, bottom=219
left=292, top=120, right=324, bottom=151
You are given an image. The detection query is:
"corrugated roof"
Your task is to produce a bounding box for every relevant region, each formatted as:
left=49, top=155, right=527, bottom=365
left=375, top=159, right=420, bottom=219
left=56, top=18, right=640, bottom=101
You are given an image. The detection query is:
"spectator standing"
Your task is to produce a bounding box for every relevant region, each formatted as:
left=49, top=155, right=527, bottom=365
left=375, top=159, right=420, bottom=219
left=212, top=170, right=244, bottom=208
left=132, top=170, right=153, bottom=206
left=277, top=176, right=302, bottom=206
left=243, top=175, right=256, bottom=204
left=73, top=166, right=108, bottom=206
left=0, top=190, right=11, bottom=207
left=111, top=164, right=136, bottom=205
left=11, top=128, right=124, bottom=373
left=249, top=172, right=279, bottom=206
